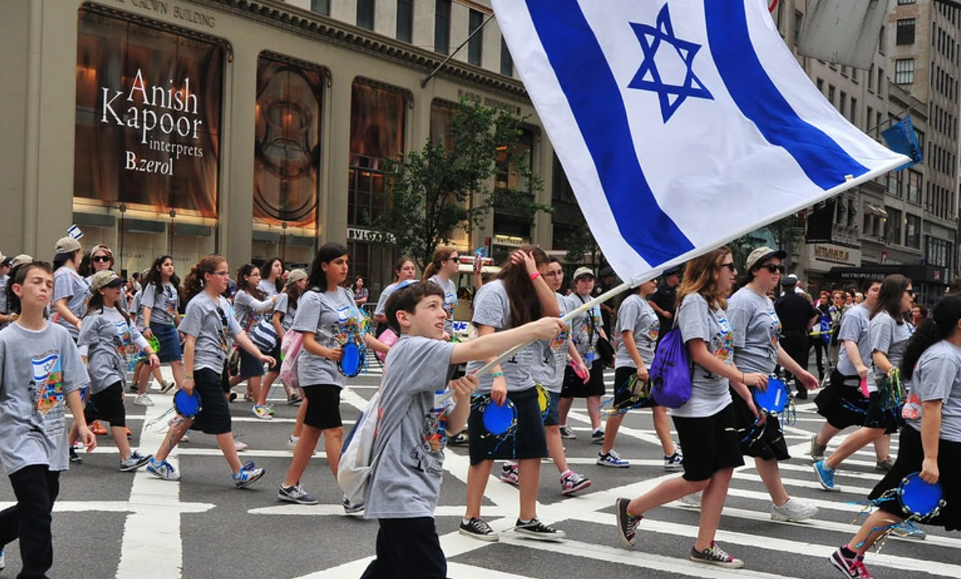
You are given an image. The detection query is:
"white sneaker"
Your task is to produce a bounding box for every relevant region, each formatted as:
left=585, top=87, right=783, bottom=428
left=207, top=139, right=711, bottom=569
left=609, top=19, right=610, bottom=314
left=134, top=394, right=154, bottom=407
left=677, top=491, right=702, bottom=509
left=234, top=441, right=249, bottom=452
left=771, top=497, right=818, bottom=522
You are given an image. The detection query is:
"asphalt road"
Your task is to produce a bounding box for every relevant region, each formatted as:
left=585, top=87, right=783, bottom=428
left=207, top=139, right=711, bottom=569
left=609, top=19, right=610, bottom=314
left=1, top=356, right=959, bottom=579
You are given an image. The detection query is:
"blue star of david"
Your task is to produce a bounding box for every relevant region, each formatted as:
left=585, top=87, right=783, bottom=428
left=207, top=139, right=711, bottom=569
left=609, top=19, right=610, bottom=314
left=628, top=4, right=714, bottom=123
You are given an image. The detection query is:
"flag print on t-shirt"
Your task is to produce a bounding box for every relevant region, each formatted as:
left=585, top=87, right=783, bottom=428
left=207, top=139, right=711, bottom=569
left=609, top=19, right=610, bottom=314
left=768, top=309, right=782, bottom=347
left=714, top=314, right=734, bottom=365
left=32, top=352, right=63, bottom=414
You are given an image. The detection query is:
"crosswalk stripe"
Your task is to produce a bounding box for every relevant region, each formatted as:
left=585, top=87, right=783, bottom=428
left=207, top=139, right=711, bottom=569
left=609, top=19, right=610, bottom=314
left=564, top=512, right=961, bottom=577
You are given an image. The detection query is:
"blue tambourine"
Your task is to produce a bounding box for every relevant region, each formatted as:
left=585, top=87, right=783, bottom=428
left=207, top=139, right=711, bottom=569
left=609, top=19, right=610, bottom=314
left=754, top=376, right=791, bottom=414
left=898, top=472, right=945, bottom=518
left=479, top=398, right=518, bottom=437
left=339, top=341, right=365, bottom=378
left=174, top=389, right=202, bottom=419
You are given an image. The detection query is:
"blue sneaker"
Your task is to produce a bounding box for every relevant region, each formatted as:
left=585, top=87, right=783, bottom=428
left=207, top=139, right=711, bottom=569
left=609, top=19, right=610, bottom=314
left=813, top=460, right=839, bottom=492
left=146, top=458, right=180, bottom=481
left=892, top=520, right=927, bottom=540
left=232, top=461, right=265, bottom=488
left=1, top=547, right=5, bottom=570
left=596, top=450, right=630, bottom=468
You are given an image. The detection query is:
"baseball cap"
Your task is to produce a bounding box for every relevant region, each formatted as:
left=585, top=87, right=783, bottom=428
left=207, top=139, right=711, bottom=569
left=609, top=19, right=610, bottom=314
left=10, top=254, right=33, bottom=268
left=781, top=274, right=799, bottom=286
left=55, top=236, right=82, bottom=255
left=598, top=266, right=615, bottom=278
left=745, top=246, right=787, bottom=272
left=286, top=269, right=308, bottom=284
left=89, top=270, right=126, bottom=291
left=573, top=267, right=595, bottom=280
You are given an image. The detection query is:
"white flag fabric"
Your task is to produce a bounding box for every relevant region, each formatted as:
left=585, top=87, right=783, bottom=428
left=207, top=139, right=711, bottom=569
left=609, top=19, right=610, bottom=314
left=493, top=0, right=909, bottom=282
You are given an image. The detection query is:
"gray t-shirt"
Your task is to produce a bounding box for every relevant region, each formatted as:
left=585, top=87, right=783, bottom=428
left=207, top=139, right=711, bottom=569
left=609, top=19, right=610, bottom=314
left=428, top=275, right=459, bottom=335
left=232, top=290, right=274, bottom=331
left=531, top=292, right=573, bottom=393
left=274, top=292, right=298, bottom=332
left=374, top=282, right=401, bottom=317
left=465, top=280, right=536, bottom=393
left=366, top=335, right=456, bottom=519
left=614, top=294, right=659, bottom=369
left=671, top=293, right=734, bottom=419
left=258, top=279, right=280, bottom=298
left=78, top=307, right=149, bottom=393
left=728, top=287, right=781, bottom=375
left=141, top=281, right=180, bottom=327
left=178, top=292, right=243, bottom=373
left=566, top=292, right=602, bottom=360
left=53, top=268, right=90, bottom=339
left=292, top=288, right=362, bottom=388
left=903, top=340, right=961, bottom=442
left=0, top=322, right=88, bottom=474
left=836, top=304, right=872, bottom=386
left=869, top=311, right=912, bottom=393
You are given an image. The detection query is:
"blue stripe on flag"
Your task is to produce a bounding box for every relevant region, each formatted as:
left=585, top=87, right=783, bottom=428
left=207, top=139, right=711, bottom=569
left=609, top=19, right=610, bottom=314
left=525, top=0, right=694, bottom=266
left=704, top=2, right=869, bottom=189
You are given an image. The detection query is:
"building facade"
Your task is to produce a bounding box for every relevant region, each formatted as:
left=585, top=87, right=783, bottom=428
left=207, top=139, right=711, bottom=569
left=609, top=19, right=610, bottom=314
left=0, top=0, right=563, bottom=296
left=773, top=0, right=960, bottom=304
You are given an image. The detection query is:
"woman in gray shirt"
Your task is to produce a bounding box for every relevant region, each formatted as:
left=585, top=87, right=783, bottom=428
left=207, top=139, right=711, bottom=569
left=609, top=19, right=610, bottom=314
left=727, top=247, right=818, bottom=523
left=815, top=275, right=915, bottom=492
left=616, top=247, right=766, bottom=569
left=51, top=237, right=89, bottom=342
left=832, top=294, right=961, bottom=578
left=228, top=264, right=279, bottom=420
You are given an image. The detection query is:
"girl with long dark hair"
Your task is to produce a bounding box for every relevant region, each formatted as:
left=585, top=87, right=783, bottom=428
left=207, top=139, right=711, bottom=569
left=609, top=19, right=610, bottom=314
left=229, top=264, right=280, bottom=419
left=257, top=257, right=287, bottom=406
left=814, top=275, right=915, bottom=495
left=279, top=243, right=389, bottom=507
left=831, top=294, right=961, bottom=578
left=615, top=248, right=767, bottom=568
left=138, top=255, right=183, bottom=406
left=146, top=255, right=272, bottom=487
left=460, top=246, right=565, bottom=542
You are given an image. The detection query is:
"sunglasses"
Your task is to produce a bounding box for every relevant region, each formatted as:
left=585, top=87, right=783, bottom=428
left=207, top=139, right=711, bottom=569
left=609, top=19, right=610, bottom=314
left=905, top=288, right=915, bottom=297
left=720, top=262, right=736, bottom=272
left=447, top=256, right=459, bottom=262
left=759, top=264, right=786, bottom=274
left=92, top=255, right=112, bottom=263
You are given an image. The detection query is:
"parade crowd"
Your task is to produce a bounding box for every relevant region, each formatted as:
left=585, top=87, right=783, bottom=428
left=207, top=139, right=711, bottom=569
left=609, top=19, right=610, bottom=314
left=0, top=239, right=958, bottom=579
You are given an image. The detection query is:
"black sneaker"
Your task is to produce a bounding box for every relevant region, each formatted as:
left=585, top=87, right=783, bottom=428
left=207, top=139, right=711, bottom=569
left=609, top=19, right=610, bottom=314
left=69, top=447, right=82, bottom=465
left=459, top=517, right=499, bottom=542
left=615, top=498, right=641, bottom=547
left=514, top=518, right=566, bottom=541
left=690, top=542, right=744, bottom=568
left=448, top=430, right=469, bottom=446
left=160, top=381, right=176, bottom=394
left=591, top=430, right=605, bottom=444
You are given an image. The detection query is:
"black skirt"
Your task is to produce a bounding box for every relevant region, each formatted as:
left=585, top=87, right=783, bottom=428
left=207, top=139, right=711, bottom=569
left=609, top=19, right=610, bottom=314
left=731, top=387, right=791, bottom=461
left=871, top=425, right=961, bottom=532
left=814, top=370, right=869, bottom=430
left=468, top=387, right=548, bottom=466
left=560, top=359, right=606, bottom=398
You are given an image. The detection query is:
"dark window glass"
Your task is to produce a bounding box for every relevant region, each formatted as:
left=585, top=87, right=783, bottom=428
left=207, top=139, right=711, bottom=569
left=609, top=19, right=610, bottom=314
left=435, top=0, right=451, bottom=54
left=357, top=0, right=375, bottom=30
left=500, top=36, right=513, bottom=76
left=468, top=10, right=484, bottom=66
left=396, top=0, right=413, bottom=42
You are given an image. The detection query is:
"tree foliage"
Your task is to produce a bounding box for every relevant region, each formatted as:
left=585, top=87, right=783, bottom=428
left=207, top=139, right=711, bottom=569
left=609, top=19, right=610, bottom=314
left=365, top=98, right=551, bottom=270
left=729, top=213, right=806, bottom=270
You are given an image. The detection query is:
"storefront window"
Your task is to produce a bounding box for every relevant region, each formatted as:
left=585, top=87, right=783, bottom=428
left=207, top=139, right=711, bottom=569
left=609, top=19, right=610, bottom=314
left=74, top=7, right=223, bottom=276
left=348, top=80, right=406, bottom=290
left=252, top=54, right=325, bottom=266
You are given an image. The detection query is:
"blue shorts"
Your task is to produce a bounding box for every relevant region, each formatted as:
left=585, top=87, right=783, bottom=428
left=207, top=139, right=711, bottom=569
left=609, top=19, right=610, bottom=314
left=543, top=390, right=561, bottom=426
left=150, top=322, right=182, bottom=363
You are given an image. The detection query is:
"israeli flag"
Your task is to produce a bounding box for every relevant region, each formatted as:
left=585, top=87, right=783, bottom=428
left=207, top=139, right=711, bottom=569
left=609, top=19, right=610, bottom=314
left=493, top=0, right=909, bottom=282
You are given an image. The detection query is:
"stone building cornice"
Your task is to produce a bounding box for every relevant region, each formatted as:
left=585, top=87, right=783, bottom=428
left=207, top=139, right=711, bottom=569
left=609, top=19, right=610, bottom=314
left=195, top=0, right=530, bottom=102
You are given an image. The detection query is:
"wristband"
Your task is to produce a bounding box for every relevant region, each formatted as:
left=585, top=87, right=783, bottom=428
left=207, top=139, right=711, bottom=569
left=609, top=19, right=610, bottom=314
left=491, top=371, right=505, bottom=378
left=529, top=271, right=541, bottom=281
left=184, top=374, right=193, bottom=380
